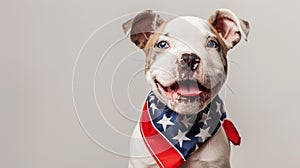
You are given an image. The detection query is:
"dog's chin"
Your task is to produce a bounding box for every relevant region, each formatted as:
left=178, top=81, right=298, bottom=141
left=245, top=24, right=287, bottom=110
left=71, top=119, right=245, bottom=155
left=152, top=79, right=220, bottom=114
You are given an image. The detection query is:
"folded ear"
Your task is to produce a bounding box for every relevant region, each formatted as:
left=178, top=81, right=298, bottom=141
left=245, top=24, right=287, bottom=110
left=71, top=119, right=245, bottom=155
left=209, top=9, right=250, bottom=49
left=122, top=10, right=165, bottom=49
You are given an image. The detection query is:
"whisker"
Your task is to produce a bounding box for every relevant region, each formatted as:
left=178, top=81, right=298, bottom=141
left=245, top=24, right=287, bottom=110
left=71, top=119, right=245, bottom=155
left=228, top=60, right=241, bottom=70
left=224, top=83, right=236, bottom=95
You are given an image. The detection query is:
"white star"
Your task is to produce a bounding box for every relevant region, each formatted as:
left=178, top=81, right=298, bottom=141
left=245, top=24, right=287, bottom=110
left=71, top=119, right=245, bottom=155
left=216, top=102, right=222, bottom=115
left=195, top=127, right=211, bottom=142
left=157, top=114, right=174, bottom=131
left=181, top=115, right=193, bottom=128
left=172, top=130, right=191, bottom=148
left=199, top=112, right=211, bottom=125
left=149, top=95, right=155, bottom=102
left=149, top=103, right=158, bottom=115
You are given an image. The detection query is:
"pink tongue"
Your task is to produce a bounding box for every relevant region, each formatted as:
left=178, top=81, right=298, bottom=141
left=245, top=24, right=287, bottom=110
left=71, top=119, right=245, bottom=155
left=176, top=82, right=202, bottom=97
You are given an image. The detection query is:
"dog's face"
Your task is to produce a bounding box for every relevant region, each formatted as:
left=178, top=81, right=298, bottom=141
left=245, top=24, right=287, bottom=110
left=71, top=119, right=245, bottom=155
left=123, top=9, right=249, bottom=114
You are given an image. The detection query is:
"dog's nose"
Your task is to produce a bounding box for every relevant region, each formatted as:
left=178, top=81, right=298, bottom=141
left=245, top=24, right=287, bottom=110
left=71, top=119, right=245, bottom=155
left=180, top=53, right=201, bottom=71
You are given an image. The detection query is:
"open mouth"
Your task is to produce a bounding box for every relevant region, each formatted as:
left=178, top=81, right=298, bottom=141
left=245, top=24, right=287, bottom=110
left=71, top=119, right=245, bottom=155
left=155, top=79, right=212, bottom=102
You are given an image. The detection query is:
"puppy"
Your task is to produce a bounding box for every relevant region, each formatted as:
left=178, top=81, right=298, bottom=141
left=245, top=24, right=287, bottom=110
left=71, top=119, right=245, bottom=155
left=123, top=9, right=249, bottom=168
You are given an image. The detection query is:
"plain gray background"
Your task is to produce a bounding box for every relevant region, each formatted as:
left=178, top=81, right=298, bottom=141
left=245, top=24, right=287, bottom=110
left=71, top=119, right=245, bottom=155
left=1, top=0, right=300, bottom=167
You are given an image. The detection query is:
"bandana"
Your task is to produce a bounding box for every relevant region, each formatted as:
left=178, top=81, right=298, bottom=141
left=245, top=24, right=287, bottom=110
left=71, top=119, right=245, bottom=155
left=140, top=91, right=240, bottom=168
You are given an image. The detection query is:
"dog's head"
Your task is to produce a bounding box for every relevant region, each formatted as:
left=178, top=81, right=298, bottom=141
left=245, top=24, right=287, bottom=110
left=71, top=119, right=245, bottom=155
left=123, top=9, right=249, bottom=114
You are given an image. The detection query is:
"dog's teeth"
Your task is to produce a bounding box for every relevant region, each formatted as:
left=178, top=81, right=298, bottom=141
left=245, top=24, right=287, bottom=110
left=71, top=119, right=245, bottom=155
left=181, top=96, right=187, bottom=100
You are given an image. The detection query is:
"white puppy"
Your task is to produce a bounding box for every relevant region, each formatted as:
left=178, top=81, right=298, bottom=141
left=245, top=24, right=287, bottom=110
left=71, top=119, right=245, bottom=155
left=123, top=9, right=249, bottom=168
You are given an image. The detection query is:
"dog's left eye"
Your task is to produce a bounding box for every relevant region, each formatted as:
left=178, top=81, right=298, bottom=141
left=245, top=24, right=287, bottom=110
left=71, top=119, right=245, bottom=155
left=156, top=41, right=170, bottom=49
left=207, top=40, right=219, bottom=48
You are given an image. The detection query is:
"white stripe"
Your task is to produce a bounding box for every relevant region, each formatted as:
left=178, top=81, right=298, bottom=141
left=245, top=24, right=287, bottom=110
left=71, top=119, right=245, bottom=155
left=146, top=100, right=186, bottom=161
left=140, top=121, right=165, bottom=168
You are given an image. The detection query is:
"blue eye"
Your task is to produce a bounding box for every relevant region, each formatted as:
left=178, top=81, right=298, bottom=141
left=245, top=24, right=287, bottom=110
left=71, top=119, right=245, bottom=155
left=156, top=41, right=170, bottom=49
left=207, top=40, right=219, bottom=48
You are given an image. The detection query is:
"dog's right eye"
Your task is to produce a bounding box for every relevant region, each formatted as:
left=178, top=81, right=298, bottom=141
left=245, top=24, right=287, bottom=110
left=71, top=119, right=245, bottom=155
left=207, top=39, right=219, bottom=49
left=156, top=41, right=170, bottom=49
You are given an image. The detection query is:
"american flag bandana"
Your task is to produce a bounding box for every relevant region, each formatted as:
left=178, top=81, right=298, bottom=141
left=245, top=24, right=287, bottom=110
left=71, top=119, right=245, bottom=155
left=140, top=91, right=240, bottom=168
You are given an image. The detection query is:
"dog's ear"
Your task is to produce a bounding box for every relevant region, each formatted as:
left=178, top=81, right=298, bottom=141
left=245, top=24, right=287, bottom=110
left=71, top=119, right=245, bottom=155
left=122, top=10, right=164, bottom=49
left=209, top=9, right=250, bottom=49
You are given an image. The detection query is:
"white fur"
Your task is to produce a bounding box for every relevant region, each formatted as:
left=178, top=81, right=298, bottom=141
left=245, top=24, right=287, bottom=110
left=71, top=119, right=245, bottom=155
left=126, top=9, right=249, bottom=168
left=129, top=17, right=230, bottom=168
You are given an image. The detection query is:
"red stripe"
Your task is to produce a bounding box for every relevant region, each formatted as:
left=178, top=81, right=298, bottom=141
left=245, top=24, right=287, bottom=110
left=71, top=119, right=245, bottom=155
left=140, top=101, right=184, bottom=168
